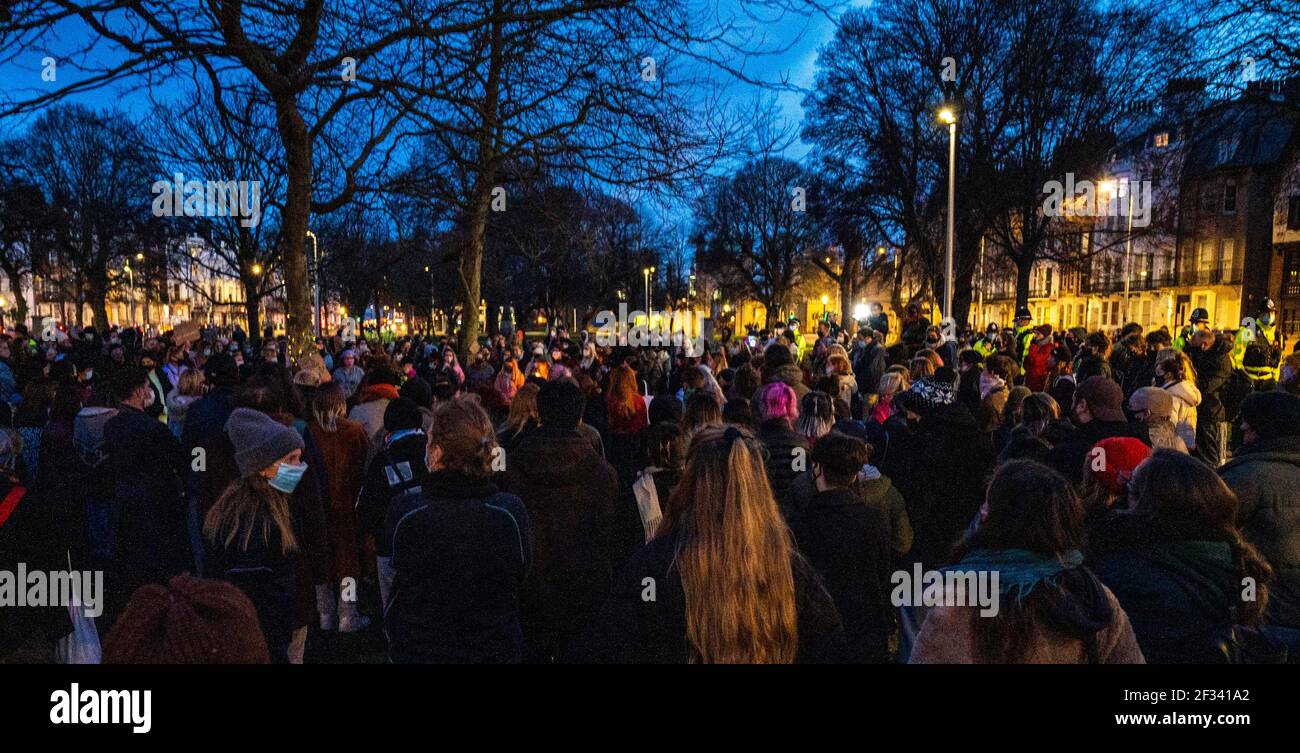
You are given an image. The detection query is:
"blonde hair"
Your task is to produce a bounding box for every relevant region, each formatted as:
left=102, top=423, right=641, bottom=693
left=659, top=425, right=799, bottom=663
left=504, top=383, right=540, bottom=436
left=877, top=370, right=909, bottom=397
left=178, top=368, right=206, bottom=397
left=204, top=475, right=299, bottom=555
left=311, top=383, right=348, bottom=432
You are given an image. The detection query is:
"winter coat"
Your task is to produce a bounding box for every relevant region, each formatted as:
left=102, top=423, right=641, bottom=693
left=0, top=475, right=72, bottom=659
left=910, top=563, right=1145, bottom=664
left=1145, top=419, right=1189, bottom=454
left=356, top=431, right=432, bottom=556
left=383, top=471, right=531, bottom=663
left=852, top=342, right=886, bottom=396
left=755, top=363, right=810, bottom=404
left=583, top=528, right=846, bottom=663
left=332, top=365, right=365, bottom=399
left=1024, top=340, right=1054, bottom=392
left=787, top=487, right=895, bottom=662
left=758, top=418, right=810, bottom=508
left=501, top=426, right=620, bottom=662
left=205, top=520, right=300, bottom=664
left=1189, top=339, right=1233, bottom=423
left=1219, top=435, right=1300, bottom=629
left=1046, top=418, right=1150, bottom=485
left=102, top=404, right=190, bottom=609
left=1161, top=379, right=1201, bottom=450
left=784, top=466, right=913, bottom=556
left=308, top=418, right=370, bottom=583
left=905, top=404, right=995, bottom=566
left=348, top=384, right=398, bottom=439
left=1089, top=514, right=1244, bottom=663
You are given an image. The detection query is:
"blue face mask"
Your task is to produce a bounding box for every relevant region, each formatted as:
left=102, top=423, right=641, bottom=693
left=269, top=461, right=308, bottom=494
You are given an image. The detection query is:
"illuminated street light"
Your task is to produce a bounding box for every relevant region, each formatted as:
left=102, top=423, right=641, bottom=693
left=939, top=105, right=958, bottom=320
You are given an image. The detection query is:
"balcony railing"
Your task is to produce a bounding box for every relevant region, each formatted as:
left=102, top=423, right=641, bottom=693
left=1080, top=274, right=1178, bottom=295
left=1180, top=267, right=1242, bottom=287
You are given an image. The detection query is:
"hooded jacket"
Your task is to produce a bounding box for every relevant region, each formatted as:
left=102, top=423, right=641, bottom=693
left=1219, top=435, right=1300, bottom=629
left=755, top=363, right=810, bottom=403
left=1161, top=378, right=1201, bottom=450
left=758, top=418, right=810, bottom=508
left=911, top=561, right=1144, bottom=664
left=1089, top=514, right=1242, bottom=663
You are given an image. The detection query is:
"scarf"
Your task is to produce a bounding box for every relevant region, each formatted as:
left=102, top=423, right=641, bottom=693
left=945, top=548, right=1084, bottom=606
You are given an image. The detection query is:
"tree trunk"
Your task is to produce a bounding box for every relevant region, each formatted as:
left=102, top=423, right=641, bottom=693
left=274, top=98, right=314, bottom=364
left=243, top=278, right=262, bottom=337
left=88, top=270, right=109, bottom=331
left=1014, top=253, right=1033, bottom=312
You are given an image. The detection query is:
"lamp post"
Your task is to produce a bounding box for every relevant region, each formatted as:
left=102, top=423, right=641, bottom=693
left=820, top=294, right=829, bottom=322
left=939, top=106, right=958, bottom=321
left=307, top=230, right=321, bottom=337
left=124, top=261, right=135, bottom=324
left=643, top=266, right=655, bottom=319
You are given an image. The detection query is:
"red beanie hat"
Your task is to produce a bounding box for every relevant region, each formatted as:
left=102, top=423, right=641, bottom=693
left=103, top=576, right=270, bottom=664
left=1088, top=437, right=1151, bottom=495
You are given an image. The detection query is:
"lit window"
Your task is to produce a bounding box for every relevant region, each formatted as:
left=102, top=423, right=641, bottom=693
left=1154, top=131, right=1169, bottom=148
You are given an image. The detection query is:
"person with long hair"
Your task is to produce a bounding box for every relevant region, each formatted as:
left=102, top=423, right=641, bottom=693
left=588, top=425, right=844, bottom=663
left=910, top=460, right=1144, bottom=664
left=871, top=369, right=909, bottom=425
left=166, top=368, right=206, bottom=439
left=382, top=396, right=531, bottom=663
left=796, top=391, right=835, bottom=445
left=306, top=383, right=371, bottom=633
left=204, top=408, right=309, bottom=663
left=496, top=382, right=540, bottom=453
left=681, top=391, right=722, bottom=440
left=1090, top=450, right=1273, bottom=663
left=1155, top=347, right=1200, bottom=452
left=606, top=363, right=649, bottom=437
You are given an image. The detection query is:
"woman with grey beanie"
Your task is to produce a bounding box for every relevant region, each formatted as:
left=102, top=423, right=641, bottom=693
left=203, top=407, right=309, bottom=664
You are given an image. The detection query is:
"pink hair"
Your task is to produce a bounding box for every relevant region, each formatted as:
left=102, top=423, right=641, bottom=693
left=758, top=382, right=799, bottom=423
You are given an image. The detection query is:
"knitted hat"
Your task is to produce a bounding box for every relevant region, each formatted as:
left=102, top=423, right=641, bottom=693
left=102, top=576, right=270, bottom=664
left=225, top=407, right=304, bottom=478
left=1075, top=376, right=1126, bottom=422
left=384, top=396, right=424, bottom=432
left=1088, top=437, right=1151, bottom=495
left=1128, top=386, right=1173, bottom=420
left=1239, top=391, right=1300, bottom=440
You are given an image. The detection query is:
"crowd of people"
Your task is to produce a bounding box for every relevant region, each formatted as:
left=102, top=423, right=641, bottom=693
left=0, top=299, right=1298, bottom=664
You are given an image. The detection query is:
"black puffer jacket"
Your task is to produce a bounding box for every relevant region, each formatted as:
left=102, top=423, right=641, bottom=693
left=1190, top=338, right=1234, bottom=423
left=758, top=418, right=809, bottom=508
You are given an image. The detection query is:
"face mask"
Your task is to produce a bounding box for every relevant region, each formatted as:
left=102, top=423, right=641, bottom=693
left=269, top=461, right=308, bottom=494
left=1260, top=313, right=1274, bottom=326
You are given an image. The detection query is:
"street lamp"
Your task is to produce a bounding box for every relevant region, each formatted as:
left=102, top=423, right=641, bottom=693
left=820, top=294, right=829, bottom=322
left=307, top=230, right=321, bottom=337
left=643, top=266, right=655, bottom=318
left=124, top=262, right=136, bottom=324
left=938, top=106, right=958, bottom=322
